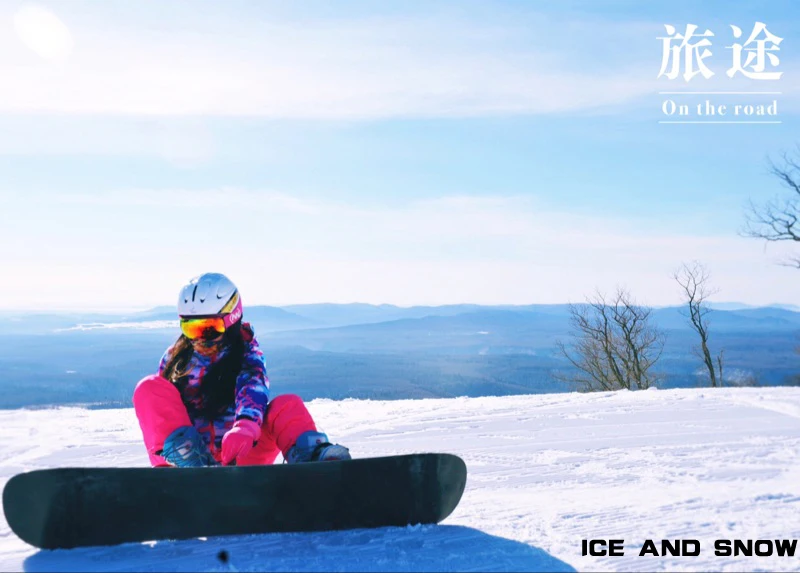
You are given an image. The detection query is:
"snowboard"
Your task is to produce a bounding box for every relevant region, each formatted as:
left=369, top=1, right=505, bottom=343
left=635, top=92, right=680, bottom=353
left=3, top=453, right=467, bottom=550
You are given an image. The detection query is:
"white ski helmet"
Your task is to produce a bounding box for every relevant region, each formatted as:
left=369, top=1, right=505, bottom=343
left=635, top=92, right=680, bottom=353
left=177, top=273, right=241, bottom=318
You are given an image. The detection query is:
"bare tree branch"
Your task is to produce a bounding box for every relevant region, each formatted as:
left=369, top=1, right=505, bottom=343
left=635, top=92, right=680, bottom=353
left=742, top=146, right=800, bottom=267
left=674, top=261, right=724, bottom=387
left=555, top=288, right=665, bottom=392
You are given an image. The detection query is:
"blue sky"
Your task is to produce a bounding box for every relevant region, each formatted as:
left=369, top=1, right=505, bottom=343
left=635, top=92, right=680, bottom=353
left=1, top=1, right=799, bottom=310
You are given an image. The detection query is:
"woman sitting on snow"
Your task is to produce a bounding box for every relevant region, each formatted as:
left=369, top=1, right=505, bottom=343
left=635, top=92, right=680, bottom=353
left=132, top=272, right=350, bottom=467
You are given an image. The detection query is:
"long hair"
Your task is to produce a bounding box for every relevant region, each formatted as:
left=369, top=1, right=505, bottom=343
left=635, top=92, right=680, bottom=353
left=162, top=320, right=246, bottom=418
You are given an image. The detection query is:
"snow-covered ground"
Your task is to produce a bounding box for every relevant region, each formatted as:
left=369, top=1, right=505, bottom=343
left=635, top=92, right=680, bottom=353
left=1, top=387, right=799, bottom=572
left=58, top=320, right=177, bottom=332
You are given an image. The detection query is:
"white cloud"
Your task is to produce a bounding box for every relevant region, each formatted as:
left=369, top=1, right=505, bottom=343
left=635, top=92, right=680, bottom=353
left=0, top=5, right=796, bottom=123
left=47, top=188, right=322, bottom=214
left=0, top=6, right=662, bottom=119
left=1, top=189, right=797, bottom=309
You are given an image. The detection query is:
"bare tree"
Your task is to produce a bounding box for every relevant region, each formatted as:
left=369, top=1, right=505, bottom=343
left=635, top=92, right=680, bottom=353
left=742, top=146, right=800, bottom=268
left=674, top=261, right=723, bottom=387
left=556, top=288, right=665, bottom=392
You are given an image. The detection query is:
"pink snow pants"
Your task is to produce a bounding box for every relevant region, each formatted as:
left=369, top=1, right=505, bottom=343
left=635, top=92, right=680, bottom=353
left=132, top=375, right=317, bottom=467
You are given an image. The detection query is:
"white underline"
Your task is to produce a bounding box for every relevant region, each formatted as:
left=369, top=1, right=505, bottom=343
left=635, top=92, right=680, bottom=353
left=659, top=121, right=782, bottom=124
left=659, top=91, right=782, bottom=95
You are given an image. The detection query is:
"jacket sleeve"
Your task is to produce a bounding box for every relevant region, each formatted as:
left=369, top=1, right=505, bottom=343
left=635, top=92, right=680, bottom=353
left=234, top=324, right=271, bottom=425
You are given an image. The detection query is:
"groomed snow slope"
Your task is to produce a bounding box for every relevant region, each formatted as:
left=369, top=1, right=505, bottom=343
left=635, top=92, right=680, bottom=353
left=1, top=387, right=799, bottom=572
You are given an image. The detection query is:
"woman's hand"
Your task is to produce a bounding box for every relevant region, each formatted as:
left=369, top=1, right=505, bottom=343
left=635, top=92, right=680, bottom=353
left=221, top=419, right=262, bottom=465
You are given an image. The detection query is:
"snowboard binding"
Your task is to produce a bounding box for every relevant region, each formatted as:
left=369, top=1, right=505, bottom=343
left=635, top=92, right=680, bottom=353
left=286, top=430, right=352, bottom=464
left=158, top=426, right=219, bottom=467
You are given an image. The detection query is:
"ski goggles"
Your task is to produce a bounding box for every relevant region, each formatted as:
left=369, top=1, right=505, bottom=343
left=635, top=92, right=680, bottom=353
left=179, top=295, right=243, bottom=340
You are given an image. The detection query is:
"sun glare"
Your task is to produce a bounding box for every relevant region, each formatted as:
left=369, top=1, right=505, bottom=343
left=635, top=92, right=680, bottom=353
left=13, top=4, right=74, bottom=63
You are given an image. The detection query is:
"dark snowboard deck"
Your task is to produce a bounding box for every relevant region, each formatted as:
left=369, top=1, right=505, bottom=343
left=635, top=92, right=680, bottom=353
left=3, top=453, right=467, bottom=549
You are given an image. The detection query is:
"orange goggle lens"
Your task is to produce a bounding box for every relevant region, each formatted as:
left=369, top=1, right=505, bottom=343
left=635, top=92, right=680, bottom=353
left=180, top=317, right=226, bottom=340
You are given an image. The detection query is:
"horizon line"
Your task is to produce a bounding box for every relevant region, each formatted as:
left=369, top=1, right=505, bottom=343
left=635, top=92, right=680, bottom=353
left=1, top=301, right=798, bottom=314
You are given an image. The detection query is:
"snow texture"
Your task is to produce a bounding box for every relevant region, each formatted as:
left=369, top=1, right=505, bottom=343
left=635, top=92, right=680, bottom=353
left=2, top=387, right=800, bottom=572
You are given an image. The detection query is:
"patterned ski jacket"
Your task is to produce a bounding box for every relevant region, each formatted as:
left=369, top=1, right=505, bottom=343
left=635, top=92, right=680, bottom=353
left=158, top=322, right=270, bottom=458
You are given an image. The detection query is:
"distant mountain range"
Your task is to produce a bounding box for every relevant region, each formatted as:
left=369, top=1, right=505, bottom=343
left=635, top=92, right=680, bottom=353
left=0, top=302, right=797, bottom=409
left=1, top=302, right=799, bottom=336
left=705, top=302, right=800, bottom=312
